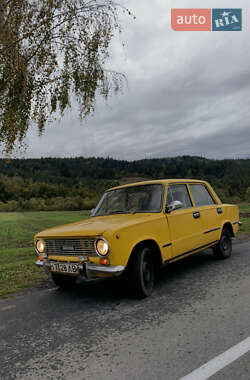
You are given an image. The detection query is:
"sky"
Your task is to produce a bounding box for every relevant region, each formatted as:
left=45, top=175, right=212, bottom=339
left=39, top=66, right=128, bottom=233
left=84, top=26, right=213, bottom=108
left=23, top=0, right=250, bottom=160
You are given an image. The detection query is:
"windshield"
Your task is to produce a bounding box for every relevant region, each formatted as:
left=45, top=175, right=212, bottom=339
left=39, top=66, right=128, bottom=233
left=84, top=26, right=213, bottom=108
left=93, top=184, right=163, bottom=216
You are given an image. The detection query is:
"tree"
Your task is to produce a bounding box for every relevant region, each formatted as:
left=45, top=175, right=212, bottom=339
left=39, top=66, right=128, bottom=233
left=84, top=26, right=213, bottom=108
left=0, top=0, right=132, bottom=154
left=246, top=187, right=250, bottom=202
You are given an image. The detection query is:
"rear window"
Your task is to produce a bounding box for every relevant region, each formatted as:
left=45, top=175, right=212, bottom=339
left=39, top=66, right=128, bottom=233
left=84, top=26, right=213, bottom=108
left=189, top=184, right=215, bottom=207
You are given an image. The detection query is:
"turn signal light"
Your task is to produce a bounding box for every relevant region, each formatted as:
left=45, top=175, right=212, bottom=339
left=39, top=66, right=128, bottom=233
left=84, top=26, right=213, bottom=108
left=38, top=255, right=44, bottom=261
left=100, top=258, right=109, bottom=265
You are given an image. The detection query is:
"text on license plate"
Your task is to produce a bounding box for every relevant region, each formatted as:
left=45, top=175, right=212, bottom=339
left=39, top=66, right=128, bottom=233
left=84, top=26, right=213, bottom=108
left=50, top=262, right=79, bottom=275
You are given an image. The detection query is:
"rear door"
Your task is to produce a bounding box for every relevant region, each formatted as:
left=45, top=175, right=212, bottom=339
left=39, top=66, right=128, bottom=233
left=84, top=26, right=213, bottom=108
left=166, top=184, right=204, bottom=259
left=189, top=183, right=222, bottom=245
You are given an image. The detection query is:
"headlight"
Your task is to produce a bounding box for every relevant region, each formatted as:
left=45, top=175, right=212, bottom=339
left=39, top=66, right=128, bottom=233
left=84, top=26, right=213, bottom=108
left=35, top=239, right=46, bottom=256
left=95, top=238, right=109, bottom=256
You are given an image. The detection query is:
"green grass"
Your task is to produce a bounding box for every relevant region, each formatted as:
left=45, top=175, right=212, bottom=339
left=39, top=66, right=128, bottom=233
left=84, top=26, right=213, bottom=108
left=238, top=204, right=250, bottom=233
left=0, top=211, right=89, bottom=297
left=238, top=203, right=250, bottom=213
left=239, top=217, right=250, bottom=233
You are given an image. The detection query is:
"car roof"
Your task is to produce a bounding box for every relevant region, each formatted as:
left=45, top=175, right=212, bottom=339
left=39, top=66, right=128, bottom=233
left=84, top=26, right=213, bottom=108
left=107, top=179, right=208, bottom=191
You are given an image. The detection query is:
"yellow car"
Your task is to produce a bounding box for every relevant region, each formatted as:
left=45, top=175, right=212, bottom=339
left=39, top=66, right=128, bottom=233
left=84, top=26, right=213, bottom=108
left=35, top=179, right=240, bottom=298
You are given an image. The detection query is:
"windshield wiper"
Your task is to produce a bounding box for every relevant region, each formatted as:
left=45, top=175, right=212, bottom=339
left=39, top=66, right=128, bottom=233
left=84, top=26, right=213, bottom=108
left=108, top=210, right=131, bottom=215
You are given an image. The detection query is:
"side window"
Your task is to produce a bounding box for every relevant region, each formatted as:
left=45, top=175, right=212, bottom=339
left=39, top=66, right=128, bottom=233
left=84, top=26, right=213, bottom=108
left=189, top=184, right=215, bottom=207
left=166, top=185, right=192, bottom=209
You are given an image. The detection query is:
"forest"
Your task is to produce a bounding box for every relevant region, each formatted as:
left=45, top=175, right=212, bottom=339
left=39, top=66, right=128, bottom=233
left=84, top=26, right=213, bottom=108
left=0, top=156, right=250, bottom=211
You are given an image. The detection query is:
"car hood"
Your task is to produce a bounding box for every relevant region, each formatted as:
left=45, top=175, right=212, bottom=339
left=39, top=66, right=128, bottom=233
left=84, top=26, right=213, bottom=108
left=36, top=213, right=160, bottom=238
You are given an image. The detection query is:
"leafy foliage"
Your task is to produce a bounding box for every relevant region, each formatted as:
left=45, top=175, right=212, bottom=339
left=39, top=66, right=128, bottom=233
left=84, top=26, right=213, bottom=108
left=0, top=0, right=130, bottom=153
left=0, top=156, right=250, bottom=211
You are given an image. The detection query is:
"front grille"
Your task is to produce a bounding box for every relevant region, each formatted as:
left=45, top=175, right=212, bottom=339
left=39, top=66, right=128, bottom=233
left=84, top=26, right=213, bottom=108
left=45, top=238, right=97, bottom=257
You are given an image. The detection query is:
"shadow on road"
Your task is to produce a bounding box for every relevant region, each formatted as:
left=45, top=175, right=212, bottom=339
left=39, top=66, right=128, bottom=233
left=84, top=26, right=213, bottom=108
left=50, top=248, right=220, bottom=304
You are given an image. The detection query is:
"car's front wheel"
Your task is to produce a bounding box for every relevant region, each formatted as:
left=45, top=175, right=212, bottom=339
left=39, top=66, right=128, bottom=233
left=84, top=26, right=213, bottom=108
left=213, top=228, right=232, bottom=259
left=51, top=273, right=77, bottom=289
left=130, top=247, right=155, bottom=298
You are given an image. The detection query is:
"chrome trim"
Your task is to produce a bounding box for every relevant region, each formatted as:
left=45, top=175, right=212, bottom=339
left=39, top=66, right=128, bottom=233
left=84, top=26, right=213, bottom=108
left=95, top=237, right=110, bottom=257
left=164, top=240, right=219, bottom=264
left=44, top=238, right=98, bottom=257
left=204, top=227, right=220, bottom=234
left=36, top=259, right=124, bottom=278
left=232, top=221, right=242, bottom=226
left=166, top=200, right=183, bottom=213
left=36, top=258, right=50, bottom=275
left=162, top=243, right=172, bottom=248
left=36, top=259, right=44, bottom=266
left=35, top=238, right=46, bottom=255
left=86, top=263, right=124, bottom=275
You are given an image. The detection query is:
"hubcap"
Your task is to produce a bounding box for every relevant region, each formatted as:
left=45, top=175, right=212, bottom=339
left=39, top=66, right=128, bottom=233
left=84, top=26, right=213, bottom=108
left=220, top=234, right=232, bottom=257
left=222, top=236, right=229, bottom=252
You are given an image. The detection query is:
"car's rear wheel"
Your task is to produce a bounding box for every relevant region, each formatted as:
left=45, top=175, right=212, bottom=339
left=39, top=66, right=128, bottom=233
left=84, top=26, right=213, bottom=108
left=130, top=247, right=155, bottom=298
left=213, top=228, right=232, bottom=259
left=51, top=273, right=76, bottom=289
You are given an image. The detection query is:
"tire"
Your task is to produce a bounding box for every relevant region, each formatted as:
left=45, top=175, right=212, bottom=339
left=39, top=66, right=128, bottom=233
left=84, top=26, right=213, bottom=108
left=213, top=228, right=232, bottom=259
left=51, top=273, right=76, bottom=289
left=130, top=247, right=155, bottom=298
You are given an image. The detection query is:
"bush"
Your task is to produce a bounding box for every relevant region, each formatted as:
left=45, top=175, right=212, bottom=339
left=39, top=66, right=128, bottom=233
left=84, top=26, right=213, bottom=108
left=83, top=197, right=98, bottom=210
left=246, top=187, right=250, bottom=202
left=0, top=196, right=97, bottom=212
left=0, top=200, right=19, bottom=211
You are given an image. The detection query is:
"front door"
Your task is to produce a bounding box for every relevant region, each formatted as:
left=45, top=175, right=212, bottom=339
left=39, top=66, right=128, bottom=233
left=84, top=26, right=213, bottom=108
left=166, top=184, right=204, bottom=259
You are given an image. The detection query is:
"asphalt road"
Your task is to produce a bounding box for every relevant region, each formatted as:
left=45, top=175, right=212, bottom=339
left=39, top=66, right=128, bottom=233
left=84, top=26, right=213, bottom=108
left=1, top=241, right=250, bottom=380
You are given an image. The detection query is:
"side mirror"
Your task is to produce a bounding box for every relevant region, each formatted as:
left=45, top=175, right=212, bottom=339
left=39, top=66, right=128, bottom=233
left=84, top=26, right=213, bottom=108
left=166, top=200, right=183, bottom=213
left=90, top=208, right=95, bottom=217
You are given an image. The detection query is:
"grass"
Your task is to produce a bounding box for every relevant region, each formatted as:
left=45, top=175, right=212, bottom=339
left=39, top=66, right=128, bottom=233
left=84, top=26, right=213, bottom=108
left=0, top=211, right=89, bottom=297
left=0, top=205, right=250, bottom=298
left=238, top=203, right=250, bottom=233
left=238, top=203, right=250, bottom=213
left=239, top=217, right=250, bottom=232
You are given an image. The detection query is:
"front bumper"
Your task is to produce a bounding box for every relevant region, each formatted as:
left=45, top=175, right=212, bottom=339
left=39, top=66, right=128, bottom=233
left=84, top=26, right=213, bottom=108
left=36, top=259, right=124, bottom=279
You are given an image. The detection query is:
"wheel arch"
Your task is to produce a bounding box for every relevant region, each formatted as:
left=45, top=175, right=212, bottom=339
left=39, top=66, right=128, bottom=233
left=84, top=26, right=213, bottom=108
left=222, top=222, right=234, bottom=237
left=126, top=239, right=163, bottom=273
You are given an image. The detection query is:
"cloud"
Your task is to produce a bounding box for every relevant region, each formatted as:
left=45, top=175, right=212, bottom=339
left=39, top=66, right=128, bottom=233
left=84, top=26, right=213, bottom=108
left=22, top=0, right=250, bottom=160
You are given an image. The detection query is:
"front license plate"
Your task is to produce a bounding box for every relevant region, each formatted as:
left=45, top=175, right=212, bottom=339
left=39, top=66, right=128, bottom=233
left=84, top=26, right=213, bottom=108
left=50, top=262, right=79, bottom=275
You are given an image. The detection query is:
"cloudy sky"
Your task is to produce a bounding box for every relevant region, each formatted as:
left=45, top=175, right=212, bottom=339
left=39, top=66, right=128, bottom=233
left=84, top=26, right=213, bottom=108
left=24, top=0, right=250, bottom=160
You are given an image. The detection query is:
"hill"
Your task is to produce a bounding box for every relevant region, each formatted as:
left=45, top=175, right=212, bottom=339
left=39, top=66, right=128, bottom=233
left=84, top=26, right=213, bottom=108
left=0, top=156, right=250, bottom=210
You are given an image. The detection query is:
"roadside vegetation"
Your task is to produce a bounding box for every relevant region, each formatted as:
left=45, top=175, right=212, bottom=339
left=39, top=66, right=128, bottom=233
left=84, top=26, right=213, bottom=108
left=0, top=211, right=89, bottom=297
left=1, top=156, right=250, bottom=212
left=238, top=204, right=250, bottom=235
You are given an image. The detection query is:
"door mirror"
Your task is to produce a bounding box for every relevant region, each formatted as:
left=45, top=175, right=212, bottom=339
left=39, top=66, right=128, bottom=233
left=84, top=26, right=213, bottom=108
left=166, top=200, right=183, bottom=213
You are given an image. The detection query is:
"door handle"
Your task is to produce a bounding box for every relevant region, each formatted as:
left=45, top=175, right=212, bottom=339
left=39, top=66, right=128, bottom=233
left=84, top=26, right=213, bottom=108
left=217, top=208, right=222, bottom=214
left=193, top=211, right=200, bottom=219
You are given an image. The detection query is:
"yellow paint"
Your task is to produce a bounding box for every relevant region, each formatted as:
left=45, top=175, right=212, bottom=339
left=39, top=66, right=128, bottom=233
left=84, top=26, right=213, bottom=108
left=35, top=179, right=239, bottom=277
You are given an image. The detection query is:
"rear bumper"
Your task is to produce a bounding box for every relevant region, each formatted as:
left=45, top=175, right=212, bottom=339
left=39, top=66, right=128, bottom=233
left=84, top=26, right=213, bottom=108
left=36, top=259, right=125, bottom=279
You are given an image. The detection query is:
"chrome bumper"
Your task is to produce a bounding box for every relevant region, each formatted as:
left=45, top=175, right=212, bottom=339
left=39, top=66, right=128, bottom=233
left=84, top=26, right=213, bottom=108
left=86, top=263, right=124, bottom=277
left=36, top=259, right=44, bottom=266
left=36, top=259, right=124, bottom=278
